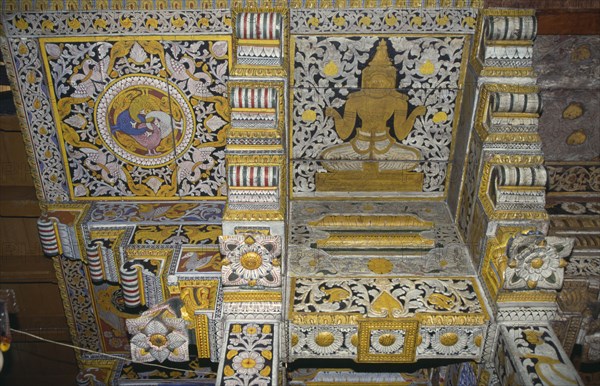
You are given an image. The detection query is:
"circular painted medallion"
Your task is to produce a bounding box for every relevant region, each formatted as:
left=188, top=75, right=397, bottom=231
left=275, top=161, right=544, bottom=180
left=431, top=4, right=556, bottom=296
left=95, top=75, right=195, bottom=167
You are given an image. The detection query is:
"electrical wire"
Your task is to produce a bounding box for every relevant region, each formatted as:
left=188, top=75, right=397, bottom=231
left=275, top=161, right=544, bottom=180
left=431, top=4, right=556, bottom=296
left=9, top=328, right=207, bottom=374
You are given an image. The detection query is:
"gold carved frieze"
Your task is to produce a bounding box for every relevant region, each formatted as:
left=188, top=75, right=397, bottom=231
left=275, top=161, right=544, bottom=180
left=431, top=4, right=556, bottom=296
left=289, top=277, right=488, bottom=327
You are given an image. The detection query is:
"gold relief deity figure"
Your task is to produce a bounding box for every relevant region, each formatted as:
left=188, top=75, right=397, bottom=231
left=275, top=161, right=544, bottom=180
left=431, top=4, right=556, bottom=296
left=322, top=40, right=426, bottom=171
left=317, top=40, right=427, bottom=192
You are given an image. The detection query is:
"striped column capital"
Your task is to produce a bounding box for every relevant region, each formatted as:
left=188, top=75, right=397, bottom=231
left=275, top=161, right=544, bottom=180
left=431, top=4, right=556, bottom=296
left=491, top=92, right=542, bottom=115
left=485, top=15, right=537, bottom=41
left=235, top=12, right=282, bottom=40
left=491, top=165, right=547, bottom=188
left=228, top=165, right=279, bottom=188
left=231, top=87, right=277, bottom=109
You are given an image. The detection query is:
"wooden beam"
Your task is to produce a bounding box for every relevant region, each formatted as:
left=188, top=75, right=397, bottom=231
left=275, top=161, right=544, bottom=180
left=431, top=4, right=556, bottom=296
left=537, top=10, right=600, bottom=35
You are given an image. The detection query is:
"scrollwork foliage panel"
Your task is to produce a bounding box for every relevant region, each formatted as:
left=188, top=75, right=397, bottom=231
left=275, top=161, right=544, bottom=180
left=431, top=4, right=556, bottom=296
left=291, top=35, right=466, bottom=194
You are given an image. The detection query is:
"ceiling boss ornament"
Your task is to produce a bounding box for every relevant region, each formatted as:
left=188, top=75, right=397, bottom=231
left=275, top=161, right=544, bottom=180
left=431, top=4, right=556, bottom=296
left=219, top=234, right=282, bottom=287
left=503, top=232, right=575, bottom=291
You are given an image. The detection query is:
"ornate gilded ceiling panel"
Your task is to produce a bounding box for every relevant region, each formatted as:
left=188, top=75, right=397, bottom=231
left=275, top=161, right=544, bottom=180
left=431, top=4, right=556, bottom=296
left=291, top=35, right=468, bottom=197
left=40, top=36, right=230, bottom=199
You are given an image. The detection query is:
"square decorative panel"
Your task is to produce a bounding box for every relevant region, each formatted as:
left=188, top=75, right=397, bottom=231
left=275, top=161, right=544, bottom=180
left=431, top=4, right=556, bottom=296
left=357, top=318, right=420, bottom=363
left=41, top=36, right=230, bottom=200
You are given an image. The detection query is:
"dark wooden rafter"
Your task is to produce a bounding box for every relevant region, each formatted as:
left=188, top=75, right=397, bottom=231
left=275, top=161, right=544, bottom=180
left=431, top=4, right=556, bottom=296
left=486, top=0, right=600, bottom=35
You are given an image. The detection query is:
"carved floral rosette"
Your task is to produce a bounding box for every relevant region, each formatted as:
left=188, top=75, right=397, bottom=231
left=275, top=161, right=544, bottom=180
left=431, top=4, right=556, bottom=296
left=504, top=233, right=574, bottom=291
left=219, top=234, right=282, bottom=287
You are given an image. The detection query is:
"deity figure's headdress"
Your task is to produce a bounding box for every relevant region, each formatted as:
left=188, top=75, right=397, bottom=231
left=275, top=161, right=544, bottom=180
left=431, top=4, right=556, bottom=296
left=362, top=39, right=397, bottom=88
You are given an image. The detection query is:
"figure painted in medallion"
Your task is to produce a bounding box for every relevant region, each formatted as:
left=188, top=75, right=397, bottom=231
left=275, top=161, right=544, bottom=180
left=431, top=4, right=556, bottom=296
left=109, top=88, right=184, bottom=157
left=322, top=40, right=426, bottom=171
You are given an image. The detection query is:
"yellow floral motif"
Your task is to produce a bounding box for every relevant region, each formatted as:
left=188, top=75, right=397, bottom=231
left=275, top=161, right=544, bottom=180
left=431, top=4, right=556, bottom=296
left=367, top=258, right=394, bottom=274
left=67, top=17, right=81, bottom=30
left=566, top=129, right=587, bottom=145
left=145, top=18, right=159, bottom=29
left=197, top=17, right=210, bottom=27
left=120, top=17, right=133, bottom=28
left=372, top=291, right=403, bottom=315
left=93, top=18, right=108, bottom=29
left=333, top=16, right=346, bottom=27
left=410, top=16, right=422, bottom=26
left=307, top=17, right=319, bottom=27
left=385, top=14, right=397, bottom=27
left=432, top=111, right=448, bottom=123
left=41, top=20, right=55, bottom=31
left=571, top=44, right=591, bottom=62
left=420, top=60, right=435, bottom=75
left=171, top=17, right=185, bottom=28
left=358, top=16, right=371, bottom=26
left=323, top=60, right=339, bottom=77
left=223, top=365, right=235, bottom=376
left=436, top=14, right=449, bottom=26
left=302, top=109, right=317, bottom=122
left=440, top=332, right=459, bottom=346
left=315, top=331, right=335, bottom=347
left=378, top=333, right=396, bottom=347
left=18, top=43, right=28, bottom=55
left=562, top=102, right=584, bottom=120
left=463, top=16, right=476, bottom=27
left=261, top=350, right=272, bottom=360
left=26, top=71, right=36, bottom=84
left=14, top=17, right=29, bottom=30
left=259, top=366, right=271, bottom=377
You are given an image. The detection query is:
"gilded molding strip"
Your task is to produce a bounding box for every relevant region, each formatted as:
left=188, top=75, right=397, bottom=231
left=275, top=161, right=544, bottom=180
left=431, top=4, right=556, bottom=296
left=308, top=214, right=434, bottom=230
left=223, top=291, right=282, bottom=302
left=196, top=314, right=211, bottom=359
left=315, top=234, right=436, bottom=249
